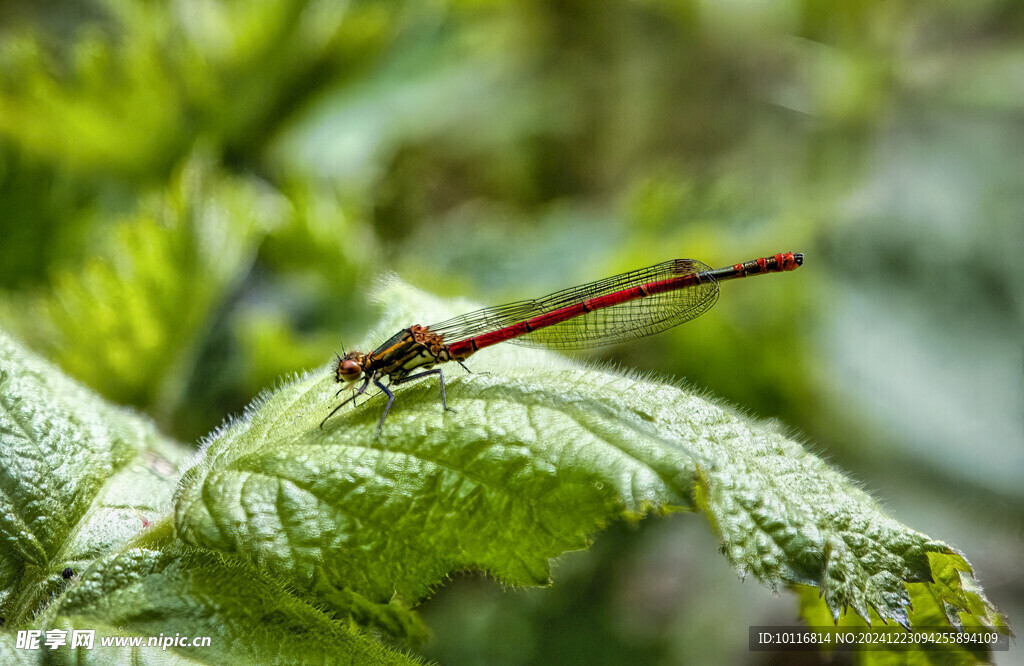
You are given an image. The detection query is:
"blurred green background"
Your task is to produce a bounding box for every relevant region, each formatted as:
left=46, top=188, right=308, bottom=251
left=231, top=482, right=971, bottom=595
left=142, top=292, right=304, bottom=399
left=0, top=1, right=1020, bottom=663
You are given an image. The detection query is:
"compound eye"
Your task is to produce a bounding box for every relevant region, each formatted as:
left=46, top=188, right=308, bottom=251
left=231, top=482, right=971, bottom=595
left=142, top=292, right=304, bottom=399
left=338, top=359, right=362, bottom=381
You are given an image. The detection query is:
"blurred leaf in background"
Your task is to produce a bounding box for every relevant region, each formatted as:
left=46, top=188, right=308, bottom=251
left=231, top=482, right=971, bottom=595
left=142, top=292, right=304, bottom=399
left=0, top=0, right=1021, bottom=663
left=2, top=155, right=289, bottom=434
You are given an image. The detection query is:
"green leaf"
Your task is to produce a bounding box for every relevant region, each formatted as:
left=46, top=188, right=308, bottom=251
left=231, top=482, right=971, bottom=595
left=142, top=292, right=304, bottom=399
left=0, top=155, right=286, bottom=421
left=17, top=545, right=416, bottom=665
left=174, top=279, right=1010, bottom=656
left=794, top=551, right=1011, bottom=664
left=0, top=328, right=187, bottom=620
left=0, top=328, right=416, bottom=663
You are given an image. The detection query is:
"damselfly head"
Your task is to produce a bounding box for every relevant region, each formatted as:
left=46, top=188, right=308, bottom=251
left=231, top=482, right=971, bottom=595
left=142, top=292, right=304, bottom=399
left=334, top=351, right=365, bottom=384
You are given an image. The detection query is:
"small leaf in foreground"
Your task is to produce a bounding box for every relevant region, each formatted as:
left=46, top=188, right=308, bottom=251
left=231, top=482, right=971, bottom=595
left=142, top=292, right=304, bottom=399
left=0, top=328, right=417, bottom=663
left=0, top=329, right=187, bottom=620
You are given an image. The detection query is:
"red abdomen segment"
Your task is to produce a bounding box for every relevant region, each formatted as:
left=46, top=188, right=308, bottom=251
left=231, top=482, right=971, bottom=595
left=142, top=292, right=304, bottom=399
left=722, top=252, right=802, bottom=278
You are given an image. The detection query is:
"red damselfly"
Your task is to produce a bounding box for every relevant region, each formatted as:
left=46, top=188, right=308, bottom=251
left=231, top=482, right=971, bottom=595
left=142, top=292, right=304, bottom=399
left=322, top=252, right=803, bottom=436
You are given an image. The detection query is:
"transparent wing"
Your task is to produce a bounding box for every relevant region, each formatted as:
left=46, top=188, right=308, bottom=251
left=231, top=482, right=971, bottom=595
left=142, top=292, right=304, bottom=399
left=429, top=259, right=719, bottom=350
